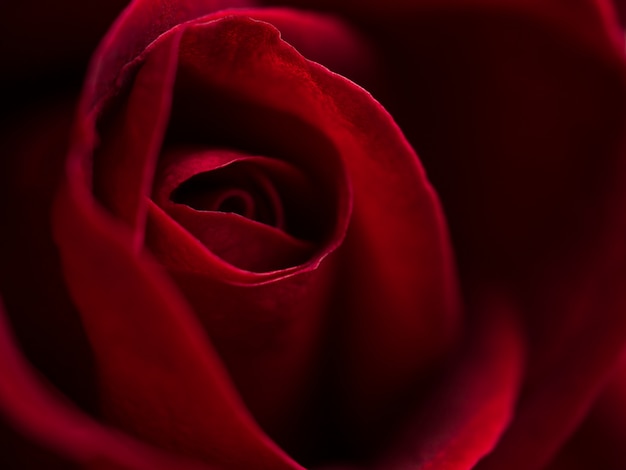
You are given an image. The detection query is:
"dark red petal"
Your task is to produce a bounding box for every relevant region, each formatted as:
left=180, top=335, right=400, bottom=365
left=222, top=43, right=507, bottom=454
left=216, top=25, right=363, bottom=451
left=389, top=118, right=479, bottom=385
left=82, top=0, right=254, bottom=109
left=400, top=4, right=626, bottom=468
left=0, top=297, right=219, bottom=470
left=161, top=252, right=344, bottom=460
left=546, top=363, right=626, bottom=470
left=225, top=8, right=380, bottom=92
left=0, top=99, right=100, bottom=415
left=92, top=29, right=180, bottom=246
left=370, top=290, right=524, bottom=469
left=475, top=240, right=626, bottom=470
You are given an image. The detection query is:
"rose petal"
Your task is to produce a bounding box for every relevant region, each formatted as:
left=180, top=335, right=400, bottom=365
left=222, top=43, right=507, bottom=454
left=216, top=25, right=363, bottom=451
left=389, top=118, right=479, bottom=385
left=279, top=1, right=626, bottom=467
left=82, top=0, right=254, bottom=108
left=152, top=149, right=319, bottom=272
left=546, top=361, right=626, bottom=470
left=0, top=99, right=99, bottom=415
left=369, top=290, right=525, bottom=470
left=475, top=239, right=626, bottom=470
left=225, top=8, right=380, bottom=93
left=613, top=0, right=626, bottom=28
left=74, top=0, right=256, bottom=250
left=160, top=208, right=316, bottom=272
left=53, top=169, right=303, bottom=467
left=92, top=29, right=180, bottom=249
left=381, top=5, right=626, bottom=469
left=0, top=297, right=218, bottom=470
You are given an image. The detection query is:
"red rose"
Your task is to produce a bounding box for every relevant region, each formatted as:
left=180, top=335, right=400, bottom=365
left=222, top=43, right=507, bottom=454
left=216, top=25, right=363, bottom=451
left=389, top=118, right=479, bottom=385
left=1, top=1, right=626, bottom=469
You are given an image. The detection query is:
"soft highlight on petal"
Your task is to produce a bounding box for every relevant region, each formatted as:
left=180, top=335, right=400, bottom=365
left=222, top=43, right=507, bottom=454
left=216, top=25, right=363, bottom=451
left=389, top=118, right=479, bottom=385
left=372, top=290, right=525, bottom=470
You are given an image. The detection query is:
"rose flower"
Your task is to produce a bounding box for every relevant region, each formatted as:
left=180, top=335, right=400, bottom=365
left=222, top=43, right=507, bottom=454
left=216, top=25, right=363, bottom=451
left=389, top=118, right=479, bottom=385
left=1, top=0, right=626, bottom=469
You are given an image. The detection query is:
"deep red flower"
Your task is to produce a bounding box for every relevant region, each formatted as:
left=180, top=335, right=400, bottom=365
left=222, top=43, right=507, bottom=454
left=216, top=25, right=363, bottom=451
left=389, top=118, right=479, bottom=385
left=1, top=1, right=625, bottom=469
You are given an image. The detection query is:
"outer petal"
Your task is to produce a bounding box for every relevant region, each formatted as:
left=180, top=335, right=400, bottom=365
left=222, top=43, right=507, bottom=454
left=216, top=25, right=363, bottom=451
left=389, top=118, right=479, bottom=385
left=0, top=98, right=92, bottom=469
left=475, top=236, right=626, bottom=470
left=367, top=290, right=524, bottom=470
left=409, top=5, right=626, bottom=469
left=0, top=297, right=216, bottom=470
left=546, top=361, right=626, bottom=470
left=276, top=1, right=626, bottom=468
left=362, top=3, right=626, bottom=469
left=0, top=99, right=100, bottom=418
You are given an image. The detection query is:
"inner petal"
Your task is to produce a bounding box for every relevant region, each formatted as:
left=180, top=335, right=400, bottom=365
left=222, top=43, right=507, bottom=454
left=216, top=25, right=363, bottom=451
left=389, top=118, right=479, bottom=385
left=214, top=190, right=255, bottom=217
left=151, top=148, right=320, bottom=272
left=169, top=164, right=285, bottom=229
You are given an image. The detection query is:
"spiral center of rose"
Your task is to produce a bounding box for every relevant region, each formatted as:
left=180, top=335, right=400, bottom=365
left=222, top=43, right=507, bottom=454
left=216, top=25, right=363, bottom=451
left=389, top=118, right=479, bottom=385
left=169, top=162, right=285, bottom=230
left=214, top=191, right=254, bottom=217
left=150, top=148, right=335, bottom=272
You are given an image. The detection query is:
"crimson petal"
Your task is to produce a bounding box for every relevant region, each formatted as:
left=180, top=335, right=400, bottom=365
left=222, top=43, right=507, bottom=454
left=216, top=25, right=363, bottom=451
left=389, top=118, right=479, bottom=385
left=0, top=297, right=218, bottom=470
